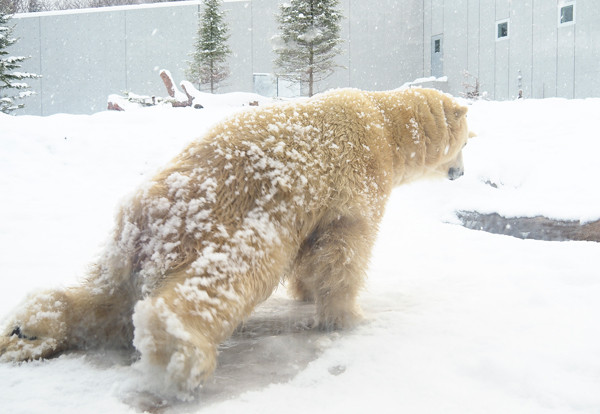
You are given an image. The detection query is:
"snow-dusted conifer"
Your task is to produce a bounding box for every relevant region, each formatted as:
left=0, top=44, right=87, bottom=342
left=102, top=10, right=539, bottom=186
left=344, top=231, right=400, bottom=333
left=186, top=0, right=231, bottom=94
left=0, top=11, right=37, bottom=114
left=273, top=0, right=343, bottom=97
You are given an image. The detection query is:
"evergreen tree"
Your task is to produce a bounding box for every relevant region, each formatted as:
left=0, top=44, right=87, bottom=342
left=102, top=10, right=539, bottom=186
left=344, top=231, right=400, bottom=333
left=186, top=0, right=231, bottom=94
left=0, top=11, right=37, bottom=114
left=273, top=0, right=343, bottom=97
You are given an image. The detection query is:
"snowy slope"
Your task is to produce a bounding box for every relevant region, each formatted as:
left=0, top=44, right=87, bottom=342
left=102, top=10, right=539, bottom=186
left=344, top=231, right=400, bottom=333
left=0, top=96, right=599, bottom=413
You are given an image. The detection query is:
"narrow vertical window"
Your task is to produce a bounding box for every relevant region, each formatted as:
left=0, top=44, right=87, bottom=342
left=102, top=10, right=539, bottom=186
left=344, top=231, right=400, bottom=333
left=559, top=3, right=575, bottom=26
left=496, top=19, right=509, bottom=40
left=434, top=39, right=441, bottom=53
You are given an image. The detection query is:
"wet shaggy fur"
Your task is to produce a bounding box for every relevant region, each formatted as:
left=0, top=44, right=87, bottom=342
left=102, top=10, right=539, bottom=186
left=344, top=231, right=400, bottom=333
left=0, top=88, right=470, bottom=398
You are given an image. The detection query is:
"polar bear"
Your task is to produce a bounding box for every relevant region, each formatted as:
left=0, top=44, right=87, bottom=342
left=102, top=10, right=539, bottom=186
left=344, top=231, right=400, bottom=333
left=0, top=88, right=470, bottom=398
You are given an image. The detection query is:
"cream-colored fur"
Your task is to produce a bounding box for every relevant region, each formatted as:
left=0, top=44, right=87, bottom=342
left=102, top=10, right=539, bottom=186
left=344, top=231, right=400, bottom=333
left=0, top=88, right=470, bottom=398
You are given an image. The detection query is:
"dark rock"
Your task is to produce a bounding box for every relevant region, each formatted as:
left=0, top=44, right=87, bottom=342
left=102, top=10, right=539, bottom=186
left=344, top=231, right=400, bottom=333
left=456, top=211, right=600, bottom=242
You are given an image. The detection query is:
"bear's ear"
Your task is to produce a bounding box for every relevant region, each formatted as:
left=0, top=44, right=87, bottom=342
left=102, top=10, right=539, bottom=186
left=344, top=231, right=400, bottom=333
left=454, top=105, right=468, bottom=119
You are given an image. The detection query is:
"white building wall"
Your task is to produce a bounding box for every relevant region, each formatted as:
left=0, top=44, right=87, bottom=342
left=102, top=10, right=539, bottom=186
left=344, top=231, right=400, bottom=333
left=494, top=0, right=510, bottom=100
left=443, top=0, right=468, bottom=94
left=509, top=0, right=533, bottom=99
left=466, top=0, right=480, bottom=79
left=532, top=1, right=557, bottom=98
left=575, top=0, right=600, bottom=98
left=344, top=0, right=423, bottom=91
left=11, top=1, right=253, bottom=115
left=477, top=0, right=495, bottom=98
left=7, top=0, right=600, bottom=115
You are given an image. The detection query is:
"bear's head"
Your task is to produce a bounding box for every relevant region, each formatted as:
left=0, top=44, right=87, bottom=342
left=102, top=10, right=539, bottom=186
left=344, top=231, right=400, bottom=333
left=428, top=96, right=469, bottom=182
left=374, top=88, right=471, bottom=185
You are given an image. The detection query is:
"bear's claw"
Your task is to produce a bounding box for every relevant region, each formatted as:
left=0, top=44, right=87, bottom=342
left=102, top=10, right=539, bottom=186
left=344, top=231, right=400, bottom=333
left=9, top=327, right=37, bottom=341
left=0, top=327, right=62, bottom=363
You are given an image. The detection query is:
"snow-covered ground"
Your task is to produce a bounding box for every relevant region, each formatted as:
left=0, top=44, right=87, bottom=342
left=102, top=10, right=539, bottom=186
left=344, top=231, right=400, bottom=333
left=0, top=94, right=599, bottom=413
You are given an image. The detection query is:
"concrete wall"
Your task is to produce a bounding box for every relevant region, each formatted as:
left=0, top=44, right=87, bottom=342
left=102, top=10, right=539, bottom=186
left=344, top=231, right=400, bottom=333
left=11, top=0, right=427, bottom=115
left=243, top=0, right=425, bottom=95
left=423, top=0, right=600, bottom=99
left=8, top=0, right=600, bottom=115
left=11, top=0, right=252, bottom=115
left=344, top=0, right=423, bottom=91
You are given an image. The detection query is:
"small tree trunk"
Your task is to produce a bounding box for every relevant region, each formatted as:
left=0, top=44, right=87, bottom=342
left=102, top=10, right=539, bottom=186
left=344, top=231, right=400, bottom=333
left=308, top=59, right=314, bottom=96
left=210, top=60, right=215, bottom=94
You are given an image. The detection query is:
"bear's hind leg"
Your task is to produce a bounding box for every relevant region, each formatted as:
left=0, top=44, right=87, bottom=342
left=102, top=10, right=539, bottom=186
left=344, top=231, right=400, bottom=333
left=1, top=278, right=137, bottom=362
left=0, top=289, right=71, bottom=362
left=131, top=272, right=251, bottom=399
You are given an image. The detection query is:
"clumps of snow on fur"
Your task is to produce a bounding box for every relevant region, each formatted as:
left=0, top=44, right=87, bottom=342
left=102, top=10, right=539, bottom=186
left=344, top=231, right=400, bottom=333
left=101, top=89, right=391, bottom=303
left=132, top=297, right=191, bottom=357
left=407, top=118, right=421, bottom=143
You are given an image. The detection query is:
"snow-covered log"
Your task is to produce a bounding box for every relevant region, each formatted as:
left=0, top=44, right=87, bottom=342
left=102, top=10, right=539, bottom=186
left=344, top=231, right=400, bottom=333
left=160, top=70, right=192, bottom=108
left=107, top=70, right=272, bottom=111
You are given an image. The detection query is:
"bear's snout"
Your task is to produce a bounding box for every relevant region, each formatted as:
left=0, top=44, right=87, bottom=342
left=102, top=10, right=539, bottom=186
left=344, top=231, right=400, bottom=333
left=448, top=166, right=464, bottom=180
left=447, top=149, right=465, bottom=180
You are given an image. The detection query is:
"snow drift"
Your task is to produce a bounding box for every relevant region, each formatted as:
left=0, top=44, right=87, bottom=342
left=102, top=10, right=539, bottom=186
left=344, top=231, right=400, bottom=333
left=0, top=95, right=599, bottom=413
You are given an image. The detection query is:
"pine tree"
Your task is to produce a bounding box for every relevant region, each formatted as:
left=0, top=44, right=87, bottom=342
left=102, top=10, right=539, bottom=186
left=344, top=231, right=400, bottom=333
left=186, top=0, right=231, bottom=94
left=273, top=0, right=343, bottom=97
left=0, top=11, right=37, bottom=114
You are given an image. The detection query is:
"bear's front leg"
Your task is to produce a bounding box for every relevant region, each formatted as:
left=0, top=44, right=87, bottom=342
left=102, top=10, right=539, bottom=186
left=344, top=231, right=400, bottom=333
left=0, top=290, right=70, bottom=362
left=291, top=215, right=377, bottom=330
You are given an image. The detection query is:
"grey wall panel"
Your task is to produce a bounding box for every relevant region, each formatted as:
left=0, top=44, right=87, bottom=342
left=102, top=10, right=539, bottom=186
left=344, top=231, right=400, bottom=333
left=478, top=0, right=495, bottom=98
left=248, top=0, right=278, bottom=76
left=348, top=0, right=404, bottom=90
left=575, top=0, right=600, bottom=98
left=557, top=23, right=575, bottom=98
left=493, top=0, right=510, bottom=99
left=222, top=1, right=253, bottom=93
left=509, top=0, right=533, bottom=99
left=443, top=0, right=468, bottom=95
left=467, top=0, right=480, bottom=77
left=494, top=36, right=509, bottom=100
left=39, top=10, right=126, bottom=115
left=494, top=0, right=509, bottom=20
left=125, top=4, right=197, bottom=96
left=431, top=0, right=444, bottom=35
left=423, top=0, right=432, bottom=75
left=9, top=16, right=42, bottom=114
left=532, top=1, right=557, bottom=98
left=397, top=0, right=425, bottom=85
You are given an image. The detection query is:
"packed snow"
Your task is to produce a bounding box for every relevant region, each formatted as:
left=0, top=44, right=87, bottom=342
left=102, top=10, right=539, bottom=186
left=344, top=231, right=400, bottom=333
left=0, top=93, right=599, bottom=413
